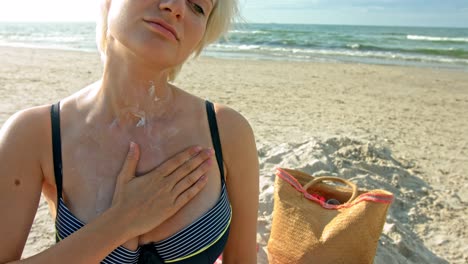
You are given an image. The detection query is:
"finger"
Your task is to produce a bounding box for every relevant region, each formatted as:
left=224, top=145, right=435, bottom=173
left=173, top=174, right=208, bottom=208
left=169, top=148, right=214, bottom=184
left=154, top=145, right=204, bottom=177
left=171, top=158, right=212, bottom=195
left=117, top=142, right=140, bottom=185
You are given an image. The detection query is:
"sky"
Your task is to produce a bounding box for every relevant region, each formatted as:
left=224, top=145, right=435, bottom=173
left=0, top=0, right=467, bottom=28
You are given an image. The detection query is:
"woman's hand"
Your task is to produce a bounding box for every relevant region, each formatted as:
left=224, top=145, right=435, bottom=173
left=111, top=142, right=214, bottom=246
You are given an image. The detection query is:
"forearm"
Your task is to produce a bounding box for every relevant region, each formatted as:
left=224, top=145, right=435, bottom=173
left=6, top=207, right=134, bottom=264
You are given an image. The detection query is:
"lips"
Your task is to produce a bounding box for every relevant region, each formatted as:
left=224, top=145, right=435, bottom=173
left=143, top=18, right=179, bottom=41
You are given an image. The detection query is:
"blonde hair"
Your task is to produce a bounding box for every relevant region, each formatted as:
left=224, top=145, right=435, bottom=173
left=96, top=0, right=239, bottom=81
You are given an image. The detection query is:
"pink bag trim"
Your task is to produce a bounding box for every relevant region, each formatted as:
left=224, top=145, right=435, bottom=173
left=275, top=168, right=394, bottom=210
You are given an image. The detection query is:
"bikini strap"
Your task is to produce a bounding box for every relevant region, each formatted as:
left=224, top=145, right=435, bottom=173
left=50, top=102, right=63, bottom=201
left=205, top=100, right=225, bottom=182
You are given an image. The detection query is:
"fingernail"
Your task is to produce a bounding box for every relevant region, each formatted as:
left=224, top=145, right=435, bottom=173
left=130, top=141, right=136, bottom=150
left=205, top=148, right=214, bottom=155
left=194, top=146, right=202, bottom=152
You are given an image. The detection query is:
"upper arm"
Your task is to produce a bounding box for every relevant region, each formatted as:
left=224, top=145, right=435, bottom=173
left=0, top=107, right=47, bottom=262
left=215, top=104, right=259, bottom=264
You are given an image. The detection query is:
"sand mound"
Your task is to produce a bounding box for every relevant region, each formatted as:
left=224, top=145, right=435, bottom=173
left=257, top=137, right=447, bottom=264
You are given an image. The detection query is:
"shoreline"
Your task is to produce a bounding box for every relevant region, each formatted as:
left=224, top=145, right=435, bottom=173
left=1, top=46, right=467, bottom=263
left=1, top=44, right=467, bottom=73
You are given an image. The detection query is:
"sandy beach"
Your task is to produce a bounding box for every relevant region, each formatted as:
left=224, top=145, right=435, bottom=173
left=1, top=46, right=467, bottom=263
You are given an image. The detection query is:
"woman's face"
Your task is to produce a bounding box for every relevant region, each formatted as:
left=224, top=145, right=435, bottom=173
left=106, top=0, right=214, bottom=68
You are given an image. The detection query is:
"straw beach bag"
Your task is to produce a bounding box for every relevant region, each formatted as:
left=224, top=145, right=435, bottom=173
left=267, top=168, right=393, bottom=264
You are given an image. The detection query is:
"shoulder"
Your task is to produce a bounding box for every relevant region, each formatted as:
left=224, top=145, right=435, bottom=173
left=212, top=103, right=254, bottom=144
left=212, top=103, right=256, bottom=158
left=1, top=104, right=52, bottom=146
left=211, top=102, right=258, bottom=181
left=0, top=104, right=53, bottom=178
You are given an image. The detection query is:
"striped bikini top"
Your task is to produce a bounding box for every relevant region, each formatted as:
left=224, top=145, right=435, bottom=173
left=50, top=101, right=232, bottom=264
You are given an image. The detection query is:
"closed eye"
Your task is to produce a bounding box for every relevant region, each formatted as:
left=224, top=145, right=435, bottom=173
left=188, top=0, right=205, bottom=15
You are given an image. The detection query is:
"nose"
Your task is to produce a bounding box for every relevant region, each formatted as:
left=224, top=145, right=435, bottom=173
left=159, top=0, right=185, bottom=19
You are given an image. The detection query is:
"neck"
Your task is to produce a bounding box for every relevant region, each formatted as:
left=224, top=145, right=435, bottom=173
left=91, top=48, right=178, bottom=132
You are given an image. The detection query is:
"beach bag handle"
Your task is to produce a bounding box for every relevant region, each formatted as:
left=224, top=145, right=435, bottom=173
left=303, top=176, right=358, bottom=204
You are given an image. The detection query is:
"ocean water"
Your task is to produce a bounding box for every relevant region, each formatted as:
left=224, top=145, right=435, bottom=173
left=1, top=22, right=467, bottom=70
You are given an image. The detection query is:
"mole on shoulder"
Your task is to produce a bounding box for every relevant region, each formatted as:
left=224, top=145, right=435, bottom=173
left=14, top=179, right=21, bottom=186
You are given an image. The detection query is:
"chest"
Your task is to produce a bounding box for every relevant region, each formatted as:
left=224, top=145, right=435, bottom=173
left=49, top=115, right=224, bottom=244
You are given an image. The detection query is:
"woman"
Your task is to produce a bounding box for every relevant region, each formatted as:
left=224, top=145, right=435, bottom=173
left=0, top=0, right=259, bottom=263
